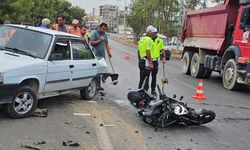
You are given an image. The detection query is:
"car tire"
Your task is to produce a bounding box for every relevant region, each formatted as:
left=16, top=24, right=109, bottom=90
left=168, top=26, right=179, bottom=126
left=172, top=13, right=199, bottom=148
left=6, top=86, right=38, bottom=118
left=80, top=79, right=97, bottom=100
left=222, top=59, right=240, bottom=90
left=190, top=53, right=205, bottom=78
left=181, top=51, right=193, bottom=75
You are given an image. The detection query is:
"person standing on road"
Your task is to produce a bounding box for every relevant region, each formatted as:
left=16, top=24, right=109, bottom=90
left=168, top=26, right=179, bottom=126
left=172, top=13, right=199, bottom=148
left=89, top=22, right=112, bottom=91
left=150, top=27, right=166, bottom=96
left=52, top=15, right=69, bottom=33
left=138, top=25, right=154, bottom=91
left=69, top=19, right=82, bottom=36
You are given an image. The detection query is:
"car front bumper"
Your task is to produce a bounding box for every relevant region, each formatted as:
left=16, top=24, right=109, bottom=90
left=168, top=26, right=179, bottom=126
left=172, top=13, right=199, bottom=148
left=0, top=84, right=19, bottom=104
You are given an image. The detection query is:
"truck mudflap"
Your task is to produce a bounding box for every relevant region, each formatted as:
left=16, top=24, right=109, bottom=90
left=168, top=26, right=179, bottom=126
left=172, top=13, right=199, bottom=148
left=237, top=62, right=250, bottom=84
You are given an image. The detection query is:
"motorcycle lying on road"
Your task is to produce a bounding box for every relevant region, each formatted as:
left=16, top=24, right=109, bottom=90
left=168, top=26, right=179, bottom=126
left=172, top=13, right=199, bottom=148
left=127, top=79, right=216, bottom=130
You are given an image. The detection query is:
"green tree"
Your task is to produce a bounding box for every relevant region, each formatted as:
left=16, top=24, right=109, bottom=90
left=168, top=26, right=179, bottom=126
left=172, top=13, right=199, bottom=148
left=127, top=0, right=179, bottom=39
left=0, top=0, right=85, bottom=26
left=69, top=6, right=86, bottom=25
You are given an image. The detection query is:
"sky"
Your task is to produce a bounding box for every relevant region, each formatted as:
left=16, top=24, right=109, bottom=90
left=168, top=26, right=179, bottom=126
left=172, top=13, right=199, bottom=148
left=67, top=0, right=131, bottom=14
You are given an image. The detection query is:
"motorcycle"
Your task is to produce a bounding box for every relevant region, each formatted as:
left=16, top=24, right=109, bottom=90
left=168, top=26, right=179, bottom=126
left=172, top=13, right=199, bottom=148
left=127, top=78, right=215, bottom=130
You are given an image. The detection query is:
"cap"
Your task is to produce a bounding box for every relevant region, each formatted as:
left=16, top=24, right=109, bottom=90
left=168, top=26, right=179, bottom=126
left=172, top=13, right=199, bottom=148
left=72, top=19, right=79, bottom=25
left=152, top=27, right=158, bottom=33
left=42, top=18, right=50, bottom=25
left=146, top=25, right=155, bottom=33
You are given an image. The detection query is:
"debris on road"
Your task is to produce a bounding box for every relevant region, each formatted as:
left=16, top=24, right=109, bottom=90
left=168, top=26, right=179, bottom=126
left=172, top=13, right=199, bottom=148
left=85, top=131, right=90, bottom=134
left=34, top=141, right=46, bottom=145
left=134, top=130, right=139, bottom=133
left=20, top=143, right=41, bottom=150
left=62, top=140, right=80, bottom=147
left=99, top=123, right=115, bottom=127
left=31, top=108, right=48, bottom=118
left=76, top=125, right=87, bottom=129
left=73, top=113, right=91, bottom=116
left=64, top=121, right=72, bottom=125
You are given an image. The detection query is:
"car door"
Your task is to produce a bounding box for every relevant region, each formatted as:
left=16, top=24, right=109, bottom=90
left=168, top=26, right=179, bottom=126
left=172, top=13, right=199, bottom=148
left=44, top=38, right=73, bottom=92
left=70, top=39, right=98, bottom=88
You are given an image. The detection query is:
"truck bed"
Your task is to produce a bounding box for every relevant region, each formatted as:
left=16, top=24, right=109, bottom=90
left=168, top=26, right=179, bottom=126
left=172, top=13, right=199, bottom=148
left=182, top=0, right=239, bottom=51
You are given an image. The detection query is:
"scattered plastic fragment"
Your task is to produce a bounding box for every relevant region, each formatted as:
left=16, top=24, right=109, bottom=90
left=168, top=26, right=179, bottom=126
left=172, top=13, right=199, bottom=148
left=62, top=140, right=80, bottom=147
left=73, top=113, right=91, bottom=116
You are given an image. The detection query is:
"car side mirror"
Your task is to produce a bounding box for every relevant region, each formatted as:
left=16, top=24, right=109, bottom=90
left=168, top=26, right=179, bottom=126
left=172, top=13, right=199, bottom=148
left=49, top=53, right=63, bottom=61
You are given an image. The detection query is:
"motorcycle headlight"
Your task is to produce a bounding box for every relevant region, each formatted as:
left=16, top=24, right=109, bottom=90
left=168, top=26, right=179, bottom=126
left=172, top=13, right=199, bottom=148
left=0, top=73, right=4, bottom=84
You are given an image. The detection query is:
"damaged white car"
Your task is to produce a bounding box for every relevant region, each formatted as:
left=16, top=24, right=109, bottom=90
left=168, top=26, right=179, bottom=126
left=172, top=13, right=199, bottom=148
left=0, top=24, right=116, bottom=118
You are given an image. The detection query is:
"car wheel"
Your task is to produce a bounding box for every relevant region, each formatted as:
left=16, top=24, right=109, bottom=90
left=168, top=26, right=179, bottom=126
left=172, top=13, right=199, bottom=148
left=222, top=59, right=240, bottom=90
left=80, top=79, right=97, bottom=100
left=6, top=86, right=38, bottom=118
left=181, top=51, right=193, bottom=75
left=190, top=53, right=205, bottom=78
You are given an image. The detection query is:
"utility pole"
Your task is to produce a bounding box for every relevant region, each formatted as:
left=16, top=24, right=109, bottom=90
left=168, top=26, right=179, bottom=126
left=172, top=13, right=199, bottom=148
left=177, top=0, right=184, bottom=50
left=124, top=0, right=127, bottom=34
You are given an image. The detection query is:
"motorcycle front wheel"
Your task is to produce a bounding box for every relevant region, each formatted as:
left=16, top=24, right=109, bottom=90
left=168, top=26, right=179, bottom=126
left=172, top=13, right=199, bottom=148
left=190, top=109, right=216, bottom=125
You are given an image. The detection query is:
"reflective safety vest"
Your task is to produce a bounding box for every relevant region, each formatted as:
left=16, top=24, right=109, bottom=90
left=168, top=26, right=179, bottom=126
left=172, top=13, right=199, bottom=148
left=53, top=24, right=69, bottom=33
left=86, top=30, right=91, bottom=38
left=69, top=27, right=82, bottom=36
left=151, top=37, right=164, bottom=59
left=138, top=36, right=153, bottom=59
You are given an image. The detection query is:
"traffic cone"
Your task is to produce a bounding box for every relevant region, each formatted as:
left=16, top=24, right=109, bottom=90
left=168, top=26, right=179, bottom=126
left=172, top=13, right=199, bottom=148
left=192, top=79, right=207, bottom=100
left=124, top=52, right=131, bottom=60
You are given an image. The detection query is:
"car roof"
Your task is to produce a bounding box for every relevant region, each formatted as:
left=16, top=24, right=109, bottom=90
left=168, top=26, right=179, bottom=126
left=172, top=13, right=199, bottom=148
left=5, top=24, right=80, bottom=38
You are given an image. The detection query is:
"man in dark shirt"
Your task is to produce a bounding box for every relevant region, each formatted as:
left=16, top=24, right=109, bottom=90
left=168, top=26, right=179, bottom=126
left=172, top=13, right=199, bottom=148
left=52, top=15, right=69, bottom=33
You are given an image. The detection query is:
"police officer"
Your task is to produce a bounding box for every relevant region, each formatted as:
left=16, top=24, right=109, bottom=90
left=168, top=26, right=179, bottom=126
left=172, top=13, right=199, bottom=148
left=138, top=25, right=155, bottom=91
left=150, top=27, right=166, bottom=96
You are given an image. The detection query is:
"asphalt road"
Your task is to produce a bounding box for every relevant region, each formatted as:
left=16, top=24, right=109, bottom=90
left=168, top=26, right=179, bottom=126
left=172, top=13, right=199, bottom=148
left=103, top=39, right=250, bottom=150
left=0, top=39, right=249, bottom=150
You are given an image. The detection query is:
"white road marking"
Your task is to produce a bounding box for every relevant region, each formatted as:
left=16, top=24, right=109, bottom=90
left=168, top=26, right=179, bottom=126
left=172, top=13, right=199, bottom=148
left=173, top=78, right=197, bottom=90
left=93, top=115, right=114, bottom=150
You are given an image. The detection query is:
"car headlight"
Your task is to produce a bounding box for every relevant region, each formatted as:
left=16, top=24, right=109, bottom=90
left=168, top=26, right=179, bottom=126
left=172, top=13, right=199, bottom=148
left=0, top=73, right=4, bottom=84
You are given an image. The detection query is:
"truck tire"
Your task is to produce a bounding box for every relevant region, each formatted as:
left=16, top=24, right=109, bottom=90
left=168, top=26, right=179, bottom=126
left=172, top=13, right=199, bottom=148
left=182, top=51, right=193, bottom=75
left=190, top=53, right=205, bottom=78
left=222, top=59, right=240, bottom=90
left=80, top=79, right=97, bottom=100
left=6, top=86, right=38, bottom=118
left=203, top=69, right=212, bottom=79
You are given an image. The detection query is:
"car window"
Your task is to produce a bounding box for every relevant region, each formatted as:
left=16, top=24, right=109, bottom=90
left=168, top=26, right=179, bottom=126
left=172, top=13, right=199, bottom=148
left=0, top=26, right=52, bottom=58
left=71, top=40, right=95, bottom=60
left=51, top=39, right=71, bottom=60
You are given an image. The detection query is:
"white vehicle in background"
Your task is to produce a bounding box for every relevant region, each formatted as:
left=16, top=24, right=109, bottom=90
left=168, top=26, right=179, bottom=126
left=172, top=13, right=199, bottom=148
left=169, top=36, right=178, bottom=45
left=0, top=24, right=109, bottom=118
left=158, top=34, right=171, bottom=60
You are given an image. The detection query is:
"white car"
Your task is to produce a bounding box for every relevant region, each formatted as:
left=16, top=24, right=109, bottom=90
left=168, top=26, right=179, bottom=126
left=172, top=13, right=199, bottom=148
left=158, top=34, right=171, bottom=60
left=0, top=24, right=109, bottom=118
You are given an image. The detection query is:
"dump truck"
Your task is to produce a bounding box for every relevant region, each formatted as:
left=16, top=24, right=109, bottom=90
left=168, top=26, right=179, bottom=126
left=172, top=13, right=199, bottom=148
left=181, top=0, right=250, bottom=90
